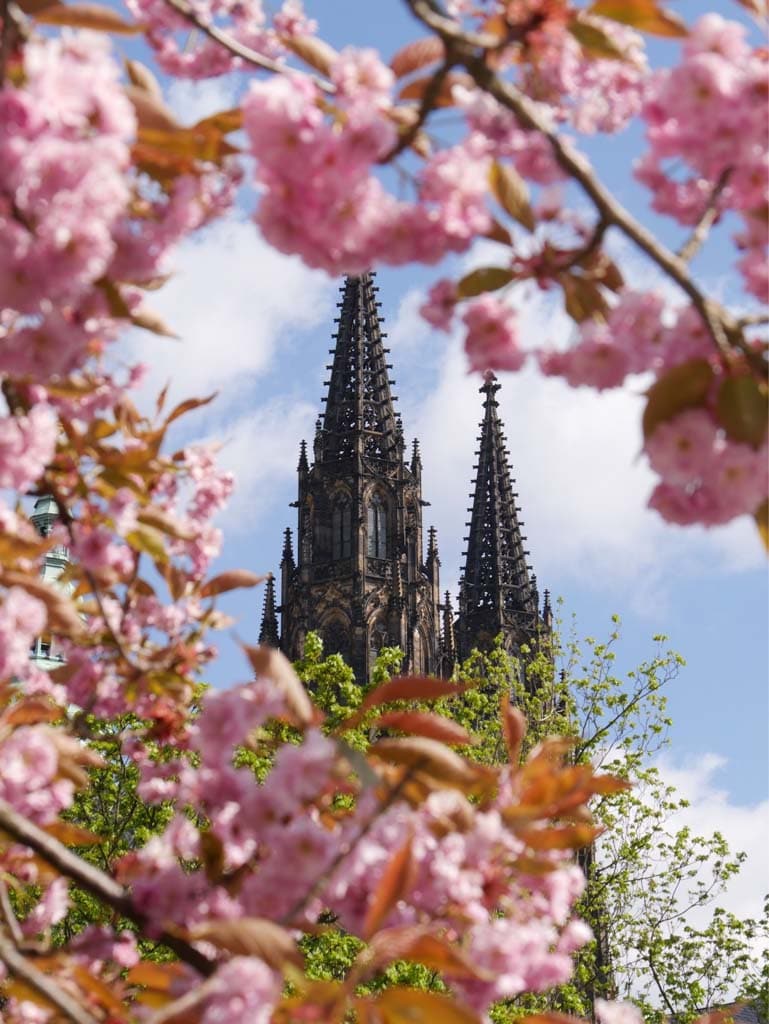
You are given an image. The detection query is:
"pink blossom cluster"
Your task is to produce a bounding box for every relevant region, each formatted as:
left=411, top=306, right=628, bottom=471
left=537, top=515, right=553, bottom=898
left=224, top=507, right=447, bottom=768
left=637, top=14, right=768, bottom=299
left=125, top=0, right=315, bottom=79
left=646, top=408, right=767, bottom=526
left=326, top=786, right=590, bottom=1013
left=462, top=295, right=525, bottom=373
left=0, top=726, right=75, bottom=825
left=537, top=292, right=713, bottom=391
left=122, top=678, right=590, bottom=1019
left=243, top=60, right=493, bottom=274
left=0, top=404, right=57, bottom=492
left=0, top=588, right=47, bottom=682
left=0, top=35, right=134, bottom=334
left=522, top=17, right=649, bottom=134
left=454, top=86, right=566, bottom=185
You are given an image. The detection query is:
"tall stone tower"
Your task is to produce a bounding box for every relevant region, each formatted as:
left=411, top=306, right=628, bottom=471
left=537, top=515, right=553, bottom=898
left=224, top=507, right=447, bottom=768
left=273, top=274, right=444, bottom=682
left=456, top=373, right=551, bottom=663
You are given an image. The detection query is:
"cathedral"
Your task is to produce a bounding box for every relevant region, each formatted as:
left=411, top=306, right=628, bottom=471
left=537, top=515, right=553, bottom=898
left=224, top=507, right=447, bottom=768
left=258, top=273, right=552, bottom=682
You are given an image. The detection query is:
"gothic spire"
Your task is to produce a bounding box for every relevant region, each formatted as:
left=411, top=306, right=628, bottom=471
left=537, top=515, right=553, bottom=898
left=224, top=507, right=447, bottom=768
left=318, top=273, right=400, bottom=464
left=258, top=574, right=280, bottom=648
left=457, top=374, right=538, bottom=657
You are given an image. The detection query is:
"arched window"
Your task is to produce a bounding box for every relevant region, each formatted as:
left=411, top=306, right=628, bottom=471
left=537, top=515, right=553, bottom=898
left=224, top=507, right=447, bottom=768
left=369, top=620, right=389, bottom=667
left=367, top=494, right=387, bottom=558
left=322, top=617, right=350, bottom=661
left=332, top=499, right=352, bottom=560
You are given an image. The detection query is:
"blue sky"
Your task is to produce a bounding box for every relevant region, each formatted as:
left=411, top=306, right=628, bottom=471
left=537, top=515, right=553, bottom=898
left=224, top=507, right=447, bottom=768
left=106, top=0, right=767, bottom=922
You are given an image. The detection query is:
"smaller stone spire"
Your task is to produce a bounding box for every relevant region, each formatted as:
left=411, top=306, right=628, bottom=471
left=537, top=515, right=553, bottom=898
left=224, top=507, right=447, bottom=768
left=542, top=589, right=553, bottom=630
left=410, top=438, right=422, bottom=477
left=440, top=590, right=456, bottom=676
left=425, top=526, right=439, bottom=576
left=281, top=527, right=294, bottom=567
left=298, top=440, right=309, bottom=474
left=258, top=574, right=280, bottom=648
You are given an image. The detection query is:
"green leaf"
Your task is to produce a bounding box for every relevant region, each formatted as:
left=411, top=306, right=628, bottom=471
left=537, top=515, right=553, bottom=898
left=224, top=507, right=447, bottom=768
left=456, top=266, right=513, bottom=299
left=716, top=374, right=768, bottom=447
left=489, top=161, right=535, bottom=231
left=642, top=359, right=713, bottom=440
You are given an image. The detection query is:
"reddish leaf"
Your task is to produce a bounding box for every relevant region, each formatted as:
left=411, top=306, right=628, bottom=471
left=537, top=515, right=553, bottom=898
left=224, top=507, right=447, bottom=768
left=363, top=835, right=416, bottom=939
left=245, top=645, right=317, bottom=728
left=130, top=305, right=179, bottom=338
left=125, top=86, right=179, bottom=132
left=201, top=570, right=266, bottom=598
left=194, top=107, right=243, bottom=134
left=35, top=2, right=142, bottom=32
left=360, top=675, right=471, bottom=714
left=373, top=710, right=473, bottom=746
left=283, top=35, right=338, bottom=76
left=164, top=393, right=217, bottom=427
left=375, top=987, right=481, bottom=1024
left=125, top=59, right=162, bottom=99
left=489, top=161, right=535, bottom=232
left=126, top=961, right=188, bottom=991
left=3, top=697, right=63, bottom=727
left=755, top=498, right=768, bottom=551
left=397, top=72, right=472, bottom=107
left=517, top=822, right=602, bottom=851
left=568, top=14, right=633, bottom=59
left=363, top=926, right=489, bottom=981
left=559, top=272, right=608, bottom=322
left=390, top=36, right=445, bottom=78
left=370, top=737, right=493, bottom=792
left=642, top=358, right=713, bottom=440
left=188, top=918, right=303, bottom=970
left=588, top=0, right=688, bottom=36
left=501, top=694, right=527, bottom=765
left=44, top=821, right=102, bottom=846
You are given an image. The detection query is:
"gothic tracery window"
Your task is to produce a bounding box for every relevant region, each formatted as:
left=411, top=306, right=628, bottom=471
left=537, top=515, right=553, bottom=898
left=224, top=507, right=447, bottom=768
left=332, top=499, right=352, bottom=560
left=367, top=494, right=387, bottom=558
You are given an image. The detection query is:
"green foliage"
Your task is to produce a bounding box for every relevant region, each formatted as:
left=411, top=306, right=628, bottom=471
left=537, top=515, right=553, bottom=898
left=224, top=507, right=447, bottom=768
left=54, top=713, right=174, bottom=954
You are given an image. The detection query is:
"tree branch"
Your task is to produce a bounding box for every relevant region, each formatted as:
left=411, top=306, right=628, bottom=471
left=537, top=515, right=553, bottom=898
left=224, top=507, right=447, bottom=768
left=677, top=168, right=732, bottom=264
left=384, top=58, right=456, bottom=161
left=161, top=0, right=334, bottom=92
left=0, top=799, right=216, bottom=978
left=403, top=0, right=737, bottom=361
left=0, top=929, right=100, bottom=1024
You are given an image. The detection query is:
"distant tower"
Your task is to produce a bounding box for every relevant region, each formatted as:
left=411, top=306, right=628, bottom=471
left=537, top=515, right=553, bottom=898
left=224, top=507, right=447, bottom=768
left=29, top=495, right=70, bottom=669
left=278, top=274, right=442, bottom=682
left=456, top=374, right=547, bottom=662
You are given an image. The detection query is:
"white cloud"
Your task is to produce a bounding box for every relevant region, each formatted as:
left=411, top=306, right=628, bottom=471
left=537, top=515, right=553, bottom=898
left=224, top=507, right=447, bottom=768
left=126, top=216, right=333, bottom=415
left=387, top=275, right=764, bottom=609
left=204, top=397, right=318, bottom=539
left=655, top=752, right=769, bottom=928
left=166, top=76, right=241, bottom=125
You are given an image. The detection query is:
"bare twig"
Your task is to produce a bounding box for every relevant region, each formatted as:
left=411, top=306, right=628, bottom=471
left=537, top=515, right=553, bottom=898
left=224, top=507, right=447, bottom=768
left=0, top=798, right=216, bottom=977
left=677, top=168, right=732, bottom=263
left=0, top=928, right=100, bottom=1024
left=403, top=0, right=738, bottom=361
left=737, top=312, right=769, bottom=328
left=0, top=880, right=23, bottom=946
left=384, top=58, right=456, bottom=161
left=161, top=0, right=334, bottom=92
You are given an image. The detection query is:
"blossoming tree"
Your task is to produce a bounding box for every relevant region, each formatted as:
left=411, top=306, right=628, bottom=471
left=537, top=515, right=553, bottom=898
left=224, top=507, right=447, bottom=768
left=0, top=0, right=766, bottom=1019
